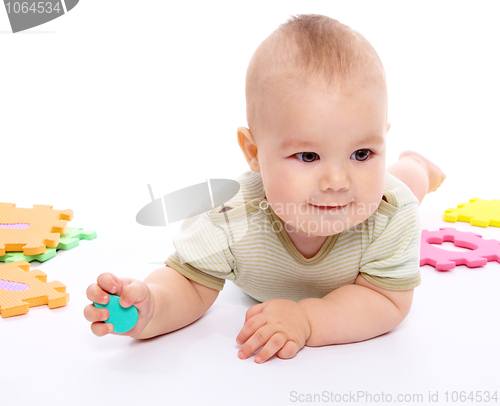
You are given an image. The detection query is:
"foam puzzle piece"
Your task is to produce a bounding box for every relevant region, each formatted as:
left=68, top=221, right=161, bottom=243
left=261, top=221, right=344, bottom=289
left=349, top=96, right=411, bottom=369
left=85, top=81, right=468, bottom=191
left=58, top=227, right=97, bottom=250
left=0, top=248, right=56, bottom=263
left=0, top=261, right=69, bottom=318
left=94, top=294, right=138, bottom=334
left=443, top=198, right=500, bottom=228
left=420, top=228, right=500, bottom=271
left=0, top=203, right=73, bottom=256
left=0, top=227, right=97, bottom=263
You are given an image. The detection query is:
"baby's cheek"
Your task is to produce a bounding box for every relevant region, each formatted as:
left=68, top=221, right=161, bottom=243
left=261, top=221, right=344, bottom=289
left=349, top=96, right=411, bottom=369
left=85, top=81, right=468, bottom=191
left=363, top=170, right=385, bottom=199
left=264, top=170, right=294, bottom=199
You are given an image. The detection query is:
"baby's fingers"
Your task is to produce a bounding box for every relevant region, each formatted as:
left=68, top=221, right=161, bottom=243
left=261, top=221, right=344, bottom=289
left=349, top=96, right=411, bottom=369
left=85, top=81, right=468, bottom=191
left=254, top=332, right=289, bottom=364
left=237, top=323, right=274, bottom=360
left=96, top=272, right=120, bottom=295
left=86, top=282, right=110, bottom=305
left=83, top=303, right=109, bottom=323
left=86, top=273, right=119, bottom=305
left=236, top=314, right=266, bottom=346
left=84, top=304, right=113, bottom=337
left=276, top=340, right=300, bottom=360
left=90, top=321, right=114, bottom=337
left=119, top=280, right=149, bottom=309
left=244, top=302, right=265, bottom=322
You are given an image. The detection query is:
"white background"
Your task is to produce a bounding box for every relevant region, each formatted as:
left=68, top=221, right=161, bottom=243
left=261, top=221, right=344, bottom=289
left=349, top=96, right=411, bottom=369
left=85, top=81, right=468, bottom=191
left=1, top=1, right=499, bottom=405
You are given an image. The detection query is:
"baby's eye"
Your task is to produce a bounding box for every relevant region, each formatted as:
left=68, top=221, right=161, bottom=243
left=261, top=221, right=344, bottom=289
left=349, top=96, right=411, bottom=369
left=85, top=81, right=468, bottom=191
left=351, top=149, right=372, bottom=162
left=295, top=152, right=319, bottom=163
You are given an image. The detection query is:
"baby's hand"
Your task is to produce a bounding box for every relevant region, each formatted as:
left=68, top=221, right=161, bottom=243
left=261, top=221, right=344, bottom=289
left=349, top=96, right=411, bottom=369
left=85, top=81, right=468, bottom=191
left=84, top=273, right=155, bottom=337
left=236, top=299, right=311, bottom=364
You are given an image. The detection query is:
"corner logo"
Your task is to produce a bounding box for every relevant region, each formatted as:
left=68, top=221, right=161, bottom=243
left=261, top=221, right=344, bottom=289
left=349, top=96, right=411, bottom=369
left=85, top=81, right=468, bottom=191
left=3, top=0, right=78, bottom=33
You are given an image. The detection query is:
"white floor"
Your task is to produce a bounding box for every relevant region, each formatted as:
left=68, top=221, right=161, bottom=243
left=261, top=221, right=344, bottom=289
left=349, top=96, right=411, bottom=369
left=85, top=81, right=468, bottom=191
left=1, top=2, right=499, bottom=405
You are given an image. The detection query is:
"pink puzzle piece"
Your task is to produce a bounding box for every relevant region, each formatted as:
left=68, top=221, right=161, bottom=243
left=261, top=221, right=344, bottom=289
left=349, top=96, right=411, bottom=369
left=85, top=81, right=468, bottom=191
left=420, top=228, right=500, bottom=271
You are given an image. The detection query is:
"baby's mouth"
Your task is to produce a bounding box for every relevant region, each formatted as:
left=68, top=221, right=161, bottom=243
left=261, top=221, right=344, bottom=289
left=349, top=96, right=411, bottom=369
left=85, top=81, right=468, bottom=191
left=309, top=203, right=348, bottom=211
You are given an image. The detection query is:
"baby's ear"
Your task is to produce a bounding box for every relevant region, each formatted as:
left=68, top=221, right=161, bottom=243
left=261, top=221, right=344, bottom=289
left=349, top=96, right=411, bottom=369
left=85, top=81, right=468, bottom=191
left=237, top=127, right=260, bottom=172
left=386, top=122, right=392, bottom=132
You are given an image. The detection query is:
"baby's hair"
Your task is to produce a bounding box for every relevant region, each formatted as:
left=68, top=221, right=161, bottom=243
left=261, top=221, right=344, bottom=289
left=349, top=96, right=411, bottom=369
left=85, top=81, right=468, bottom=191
left=245, top=14, right=387, bottom=136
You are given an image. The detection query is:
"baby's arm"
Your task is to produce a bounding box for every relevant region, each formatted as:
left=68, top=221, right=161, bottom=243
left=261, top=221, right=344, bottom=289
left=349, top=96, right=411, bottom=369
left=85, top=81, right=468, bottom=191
left=236, top=274, right=413, bottom=363
left=299, top=274, right=413, bottom=346
left=84, top=266, right=219, bottom=339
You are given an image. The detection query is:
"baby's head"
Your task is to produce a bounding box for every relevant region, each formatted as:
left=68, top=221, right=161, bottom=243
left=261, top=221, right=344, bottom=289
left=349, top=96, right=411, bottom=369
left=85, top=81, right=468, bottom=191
left=238, top=14, right=390, bottom=237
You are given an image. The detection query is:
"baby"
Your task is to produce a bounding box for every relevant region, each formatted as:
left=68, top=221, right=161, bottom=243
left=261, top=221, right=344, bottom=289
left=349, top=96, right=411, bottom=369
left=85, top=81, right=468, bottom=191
left=85, top=14, right=445, bottom=363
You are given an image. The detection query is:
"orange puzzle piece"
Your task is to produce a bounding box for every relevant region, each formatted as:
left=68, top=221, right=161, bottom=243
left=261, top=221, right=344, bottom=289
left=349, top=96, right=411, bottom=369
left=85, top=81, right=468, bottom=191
left=0, top=203, right=73, bottom=256
left=0, top=261, right=69, bottom=318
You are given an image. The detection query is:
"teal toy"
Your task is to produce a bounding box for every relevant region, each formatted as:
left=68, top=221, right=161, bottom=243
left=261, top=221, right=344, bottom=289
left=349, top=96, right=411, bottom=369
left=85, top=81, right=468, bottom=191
left=94, top=294, right=138, bottom=334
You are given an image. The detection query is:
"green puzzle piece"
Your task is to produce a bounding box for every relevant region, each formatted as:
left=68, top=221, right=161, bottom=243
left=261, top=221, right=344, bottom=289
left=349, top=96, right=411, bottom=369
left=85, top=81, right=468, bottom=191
left=0, top=227, right=97, bottom=263
left=0, top=247, right=57, bottom=263
left=58, top=227, right=97, bottom=249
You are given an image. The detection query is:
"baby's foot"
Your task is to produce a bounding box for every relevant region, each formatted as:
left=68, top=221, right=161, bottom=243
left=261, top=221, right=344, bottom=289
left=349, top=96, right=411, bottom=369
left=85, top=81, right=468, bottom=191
left=399, top=151, right=446, bottom=193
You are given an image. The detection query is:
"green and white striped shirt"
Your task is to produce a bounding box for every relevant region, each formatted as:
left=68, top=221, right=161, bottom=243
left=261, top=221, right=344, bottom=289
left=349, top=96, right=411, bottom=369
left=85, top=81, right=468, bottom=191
left=165, top=171, right=421, bottom=302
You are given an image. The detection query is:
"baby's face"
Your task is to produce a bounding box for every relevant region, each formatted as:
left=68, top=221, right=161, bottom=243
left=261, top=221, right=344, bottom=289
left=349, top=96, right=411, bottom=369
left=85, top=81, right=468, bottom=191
left=253, top=82, right=388, bottom=238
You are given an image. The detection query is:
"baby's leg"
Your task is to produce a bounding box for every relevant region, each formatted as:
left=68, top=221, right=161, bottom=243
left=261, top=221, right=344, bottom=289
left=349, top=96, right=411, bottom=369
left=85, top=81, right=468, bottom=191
left=387, top=151, right=446, bottom=204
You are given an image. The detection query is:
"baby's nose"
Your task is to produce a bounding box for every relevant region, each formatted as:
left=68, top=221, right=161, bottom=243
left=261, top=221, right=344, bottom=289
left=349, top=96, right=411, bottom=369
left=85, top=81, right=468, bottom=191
left=319, top=166, right=350, bottom=192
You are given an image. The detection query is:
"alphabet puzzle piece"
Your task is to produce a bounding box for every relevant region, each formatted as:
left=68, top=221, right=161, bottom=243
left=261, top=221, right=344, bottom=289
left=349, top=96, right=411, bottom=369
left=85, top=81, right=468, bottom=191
left=443, top=198, right=500, bottom=228
left=0, top=203, right=73, bottom=256
left=0, top=227, right=97, bottom=263
left=0, top=261, right=69, bottom=318
left=420, top=228, right=500, bottom=271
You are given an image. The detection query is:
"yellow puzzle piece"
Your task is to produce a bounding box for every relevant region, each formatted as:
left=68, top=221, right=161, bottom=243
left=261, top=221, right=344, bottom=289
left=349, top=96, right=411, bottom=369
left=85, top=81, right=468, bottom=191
left=0, top=203, right=73, bottom=256
left=0, top=261, right=69, bottom=318
left=443, top=198, right=500, bottom=228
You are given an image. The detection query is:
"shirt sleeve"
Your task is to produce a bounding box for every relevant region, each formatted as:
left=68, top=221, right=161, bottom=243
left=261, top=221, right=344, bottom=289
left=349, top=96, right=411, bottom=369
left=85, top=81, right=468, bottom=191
left=164, top=210, right=235, bottom=291
left=359, top=202, right=422, bottom=290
